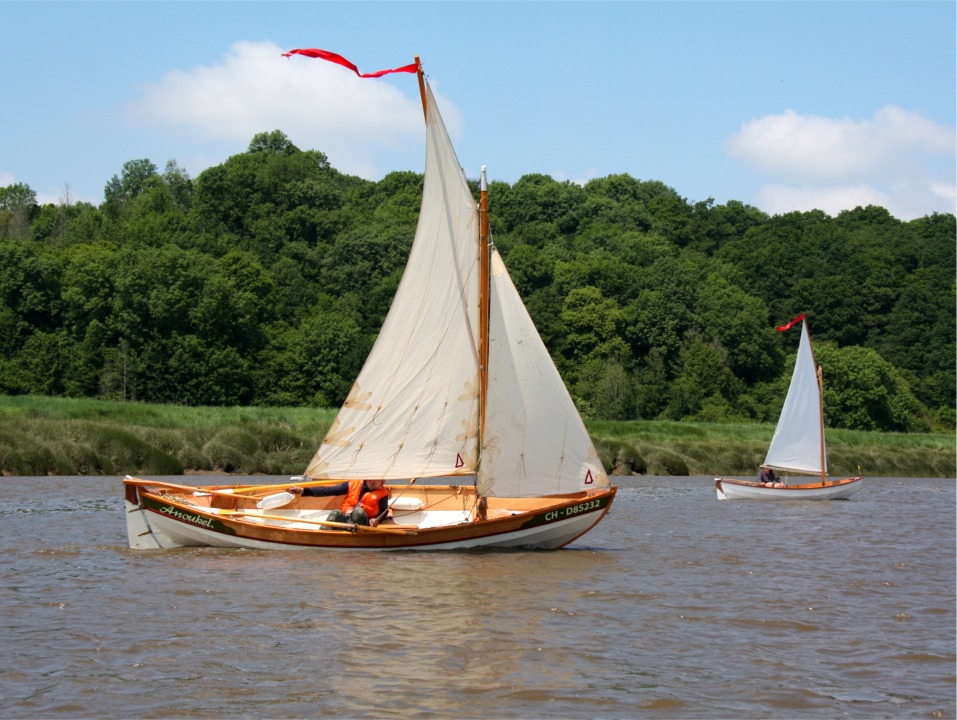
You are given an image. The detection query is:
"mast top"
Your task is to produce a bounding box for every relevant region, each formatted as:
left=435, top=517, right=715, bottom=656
left=415, top=55, right=427, bottom=121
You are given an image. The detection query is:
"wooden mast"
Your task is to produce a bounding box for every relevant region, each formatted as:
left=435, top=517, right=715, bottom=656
left=807, top=320, right=827, bottom=487
left=415, top=56, right=426, bottom=120
left=475, top=165, right=491, bottom=520
left=479, top=167, right=490, bottom=439
left=817, top=363, right=826, bottom=486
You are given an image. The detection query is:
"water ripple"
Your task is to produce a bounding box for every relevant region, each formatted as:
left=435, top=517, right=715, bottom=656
left=0, top=475, right=952, bottom=719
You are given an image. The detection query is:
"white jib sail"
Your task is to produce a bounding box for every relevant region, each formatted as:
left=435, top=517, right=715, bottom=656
left=479, top=250, right=610, bottom=498
left=305, top=83, right=481, bottom=480
left=764, top=320, right=827, bottom=475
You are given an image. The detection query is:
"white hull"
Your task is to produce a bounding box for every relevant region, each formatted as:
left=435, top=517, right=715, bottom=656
left=715, top=476, right=863, bottom=501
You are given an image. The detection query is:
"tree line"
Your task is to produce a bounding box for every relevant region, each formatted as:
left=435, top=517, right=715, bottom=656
left=1, top=129, right=953, bottom=433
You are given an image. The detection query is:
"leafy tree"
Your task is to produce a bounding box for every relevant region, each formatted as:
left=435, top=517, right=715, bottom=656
left=0, top=182, right=38, bottom=240
left=248, top=130, right=298, bottom=154
left=664, top=335, right=743, bottom=420
left=686, top=198, right=767, bottom=254
left=694, top=272, right=780, bottom=383
left=142, top=333, right=253, bottom=406
left=103, top=159, right=159, bottom=218
left=574, top=356, right=636, bottom=421
left=0, top=241, right=62, bottom=337
left=253, top=298, right=368, bottom=407
left=623, top=290, right=684, bottom=372
left=162, top=160, right=194, bottom=212
left=559, top=286, right=626, bottom=365
left=494, top=173, right=585, bottom=235
left=816, top=342, right=928, bottom=432
left=0, top=182, right=37, bottom=211
left=880, top=267, right=955, bottom=401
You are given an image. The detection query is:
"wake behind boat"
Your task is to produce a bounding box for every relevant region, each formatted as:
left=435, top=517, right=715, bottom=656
left=124, top=51, right=616, bottom=550
left=715, top=315, right=863, bottom=501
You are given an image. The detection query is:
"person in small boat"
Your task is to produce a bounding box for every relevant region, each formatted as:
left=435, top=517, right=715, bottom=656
left=286, top=479, right=390, bottom=526
left=757, top=465, right=784, bottom=488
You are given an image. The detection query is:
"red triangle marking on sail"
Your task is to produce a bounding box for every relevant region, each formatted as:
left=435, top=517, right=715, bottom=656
left=455, top=453, right=464, bottom=468
left=584, top=469, right=594, bottom=484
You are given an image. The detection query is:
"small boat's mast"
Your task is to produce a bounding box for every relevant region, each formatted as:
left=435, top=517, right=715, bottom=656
left=479, top=167, right=491, bottom=440
left=414, top=56, right=427, bottom=120
left=817, top=363, right=826, bottom=486
left=474, top=166, right=491, bottom=521
left=807, top=321, right=827, bottom=487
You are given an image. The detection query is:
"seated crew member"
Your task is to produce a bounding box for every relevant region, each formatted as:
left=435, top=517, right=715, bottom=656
left=286, top=479, right=390, bottom=526
left=757, top=465, right=784, bottom=488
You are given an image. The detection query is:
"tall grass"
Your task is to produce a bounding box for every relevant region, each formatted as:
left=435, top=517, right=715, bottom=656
left=0, top=395, right=336, bottom=476
left=0, top=395, right=953, bottom=477
left=583, top=419, right=955, bottom=478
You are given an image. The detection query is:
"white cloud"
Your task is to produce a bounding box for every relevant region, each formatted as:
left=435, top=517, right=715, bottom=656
left=127, top=40, right=458, bottom=180
left=552, top=167, right=598, bottom=187
left=726, top=106, right=956, bottom=220
left=757, top=184, right=890, bottom=217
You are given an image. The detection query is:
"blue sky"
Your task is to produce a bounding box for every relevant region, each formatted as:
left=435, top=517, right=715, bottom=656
left=2, top=1, right=954, bottom=220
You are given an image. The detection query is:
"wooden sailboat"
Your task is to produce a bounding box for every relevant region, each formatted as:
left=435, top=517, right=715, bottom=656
left=715, top=315, right=863, bottom=501
left=123, top=53, right=616, bottom=550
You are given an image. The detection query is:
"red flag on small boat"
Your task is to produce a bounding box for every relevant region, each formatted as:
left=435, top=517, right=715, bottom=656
left=776, top=313, right=806, bottom=332
left=283, top=48, right=418, bottom=78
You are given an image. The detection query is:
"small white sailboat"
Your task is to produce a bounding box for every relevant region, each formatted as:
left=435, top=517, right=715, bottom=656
left=123, top=51, right=616, bottom=550
left=715, top=315, right=863, bottom=500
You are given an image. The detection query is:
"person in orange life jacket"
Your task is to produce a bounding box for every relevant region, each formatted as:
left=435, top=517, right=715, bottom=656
left=286, top=479, right=390, bottom=526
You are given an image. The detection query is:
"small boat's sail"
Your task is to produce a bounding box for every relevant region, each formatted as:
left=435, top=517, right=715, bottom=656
left=481, top=249, right=609, bottom=496
left=714, top=315, right=862, bottom=501
left=763, top=319, right=826, bottom=477
left=305, top=82, right=482, bottom=482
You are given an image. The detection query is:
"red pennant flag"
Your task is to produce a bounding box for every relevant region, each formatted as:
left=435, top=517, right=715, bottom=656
left=776, top=313, right=806, bottom=332
left=283, top=48, right=418, bottom=78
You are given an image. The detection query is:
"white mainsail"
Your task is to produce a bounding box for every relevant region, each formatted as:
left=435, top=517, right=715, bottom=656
left=306, top=83, right=481, bottom=481
left=306, top=80, right=608, bottom=498
left=764, top=320, right=827, bottom=475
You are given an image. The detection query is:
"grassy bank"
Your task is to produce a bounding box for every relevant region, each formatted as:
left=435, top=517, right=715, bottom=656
left=1, top=395, right=954, bottom=478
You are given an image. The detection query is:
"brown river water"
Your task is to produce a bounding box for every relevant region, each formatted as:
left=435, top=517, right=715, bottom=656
left=0, top=475, right=953, bottom=719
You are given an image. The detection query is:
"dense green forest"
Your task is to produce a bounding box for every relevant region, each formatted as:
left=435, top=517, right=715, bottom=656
left=1, top=130, right=954, bottom=433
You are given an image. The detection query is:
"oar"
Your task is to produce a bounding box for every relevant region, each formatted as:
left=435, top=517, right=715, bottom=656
left=125, top=476, right=344, bottom=499
left=220, top=509, right=418, bottom=535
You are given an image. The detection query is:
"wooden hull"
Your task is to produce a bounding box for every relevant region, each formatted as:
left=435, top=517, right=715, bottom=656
left=715, top=476, right=863, bottom=501
left=124, top=477, right=616, bottom=551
